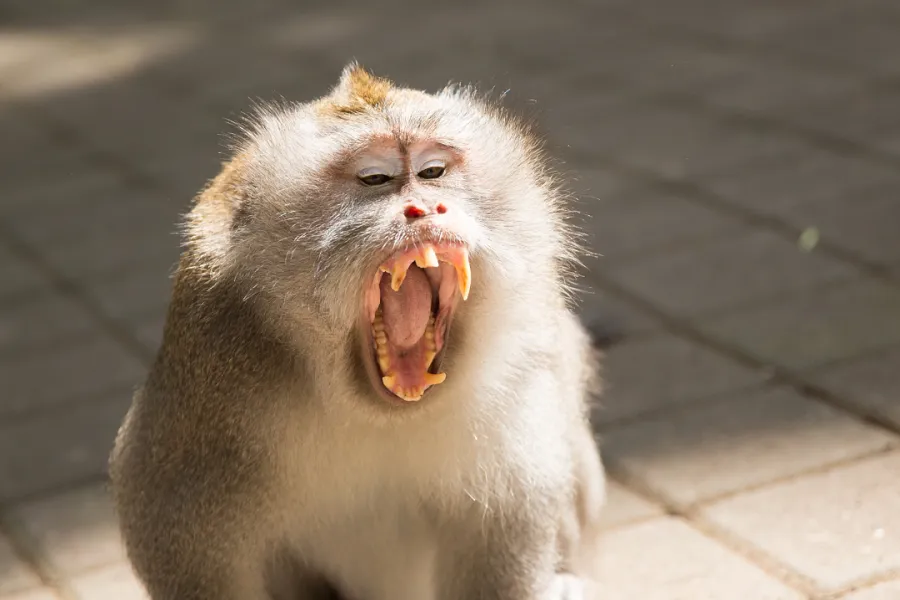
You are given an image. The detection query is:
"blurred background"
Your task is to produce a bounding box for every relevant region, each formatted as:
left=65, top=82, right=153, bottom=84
left=2, top=0, right=900, bottom=598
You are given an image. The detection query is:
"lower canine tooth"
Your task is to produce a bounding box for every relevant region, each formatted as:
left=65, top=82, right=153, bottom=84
left=382, top=375, right=396, bottom=389
left=423, top=372, right=446, bottom=386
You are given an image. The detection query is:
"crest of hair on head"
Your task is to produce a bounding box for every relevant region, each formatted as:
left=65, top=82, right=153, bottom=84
left=319, top=61, right=394, bottom=115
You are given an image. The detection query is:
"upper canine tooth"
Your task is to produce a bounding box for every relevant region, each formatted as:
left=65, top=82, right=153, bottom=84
left=455, top=251, right=471, bottom=300
left=415, top=246, right=439, bottom=269
left=390, top=261, right=410, bottom=291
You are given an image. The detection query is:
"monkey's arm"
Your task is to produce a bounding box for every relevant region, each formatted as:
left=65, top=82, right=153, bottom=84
left=436, top=505, right=585, bottom=600
left=110, top=393, right=276, bottom=600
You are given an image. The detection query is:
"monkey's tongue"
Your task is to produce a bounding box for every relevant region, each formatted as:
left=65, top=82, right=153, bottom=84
left=379, top=266, right=432, bottom=348
left=375, top=266, right=445, bottom=402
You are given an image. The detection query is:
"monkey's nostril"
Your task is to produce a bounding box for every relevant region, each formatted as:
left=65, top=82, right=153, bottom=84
left=404, top=204, right=427, bottom=219
left=436, top=203, right=447, bottom=214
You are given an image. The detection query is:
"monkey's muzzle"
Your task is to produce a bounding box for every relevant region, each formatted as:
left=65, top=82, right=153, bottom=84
left=361, top=243, right=470, bottom=402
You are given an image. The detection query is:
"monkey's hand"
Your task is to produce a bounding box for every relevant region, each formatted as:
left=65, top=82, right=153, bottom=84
left=544, top=574, right=596, bottom=600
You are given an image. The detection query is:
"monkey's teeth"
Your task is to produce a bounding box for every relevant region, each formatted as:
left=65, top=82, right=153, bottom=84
left=415, top=246, right=440, bottom=268
left=372, top=315, right=444, bottom=401
left=423, top=372, right=446, bottom=385
left=455, top=252, right=471, bottom=301
left=390, top=262, right=409, bottom=291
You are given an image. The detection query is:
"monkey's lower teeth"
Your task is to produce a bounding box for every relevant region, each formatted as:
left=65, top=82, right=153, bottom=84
left=373, top=311, right=444, bottom=402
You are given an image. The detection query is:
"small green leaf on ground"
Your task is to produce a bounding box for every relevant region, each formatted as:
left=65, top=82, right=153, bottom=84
left=798, top=226, right=820, bottom=252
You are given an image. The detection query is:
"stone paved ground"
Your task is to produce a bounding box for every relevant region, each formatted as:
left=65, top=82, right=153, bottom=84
left=2, top=0, right=900, bottom=598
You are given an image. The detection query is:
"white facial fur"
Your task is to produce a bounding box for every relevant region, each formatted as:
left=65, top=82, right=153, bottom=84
left=198, top=79, right=582, bottom=427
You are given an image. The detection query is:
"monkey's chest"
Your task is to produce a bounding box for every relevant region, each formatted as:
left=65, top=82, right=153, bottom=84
left=299, top=502, right=439, bottom=600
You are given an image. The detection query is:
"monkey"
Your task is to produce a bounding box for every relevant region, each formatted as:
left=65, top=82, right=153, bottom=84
left=109, top=63, right=607, bottom=600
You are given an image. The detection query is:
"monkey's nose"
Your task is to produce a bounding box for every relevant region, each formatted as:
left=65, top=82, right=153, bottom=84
left=403, top=204, right=426, bottom=219
left=403, top=202, right=448, bottom=220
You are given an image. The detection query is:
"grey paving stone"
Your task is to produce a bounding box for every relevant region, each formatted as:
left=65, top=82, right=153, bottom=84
left=0, top=117, right=96, bottom=206
left=163, top=38, right=338, bottom=110
left=620, top=0, right=847, bottom=42
left=537, top=92, right=638, bottom=159
left=0, top=31, right=74, bottom=88
left=773, top=184, right=900, bottom=265
left=772, top=87, right=900, bottom=142
left=0, top=247, right=50, bottom=303
left=558, top=101, right=811, bottom=177
left=602, top=386, right=897, bottom=507
left=0, top=394, right=131, bottom=503
left=766, top=14, right=900, bottom=76
left=39, top=81, right=224, bottom=168
left=138, top=146, right=226, bottom=203
left=698, top=58, right=863, bottom=113
left=805, top=347, right=900, bottom=430
left=1, top=167, right=128, bottom=218
left=0, top=533, right=40, bottom=595
left=0, top=334, right=145, bottom=418
left=696, top=278, right=900, bottom=370
left=69, top=563, right=148, bottom=600
left=591, top=517, right=804, bottom=599
left=568, top=39, right=750, bottom=95
left=601, top=227, right=857, bottom=318
left=7, top=189, right=182, bottom=249
left=8, top=483, right=125, bottom=576
left=38, top=228, right=181, bottom=283
left=701, top=148, right=900, bottom=220
left=0, top=28, right=176, bottom=102
left=568, top=166, right=649, bottom=204
left=578, top=186, right=745, bottom=262
left=702, top=451, right=900, bottom=593
left=6, top=179, right=190, bottom=280
left=842, top=580, right=900, bottom=599
left=575, top=284, right=662, bottom=340
left=0, top=588, right=60, bottom=600
left=4, top=179, right=184, bottom=282
left=872, top=131, right=900, bottom=158
left=598, top=481, right=664, bottom=530
left=0, top=294, right=98, bottom=356
left=593, top=332, right=763, bottom=425
left=84, top=268, right=173, bottom=322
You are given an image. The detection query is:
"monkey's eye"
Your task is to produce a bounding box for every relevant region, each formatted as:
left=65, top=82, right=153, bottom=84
left=357, top=167, right=392, bottom=186
left=358, top=173, right=392, bottom=186
left=417, top=160, right=446, bottom=180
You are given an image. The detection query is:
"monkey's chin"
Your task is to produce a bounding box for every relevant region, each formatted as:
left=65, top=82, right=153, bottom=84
left=359, top=242, right=470, bottom=403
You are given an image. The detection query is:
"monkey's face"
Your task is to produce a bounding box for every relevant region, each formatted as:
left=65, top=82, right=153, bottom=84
left=316, top=135, right=486, bottom=405
left=232, top=67, right=572, bottom=407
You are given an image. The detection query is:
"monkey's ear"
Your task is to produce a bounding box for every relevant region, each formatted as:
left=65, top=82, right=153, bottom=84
left=330, top=61, right=393, bottom=110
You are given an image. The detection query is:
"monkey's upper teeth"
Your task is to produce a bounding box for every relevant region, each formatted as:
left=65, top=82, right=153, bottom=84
left=378, top=244, right=471, bottom=300
left=415, top=246, right=440, bottom=269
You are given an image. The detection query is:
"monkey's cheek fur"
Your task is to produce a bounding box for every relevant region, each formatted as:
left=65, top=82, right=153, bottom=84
left=361, top=242, right=470, bottom=402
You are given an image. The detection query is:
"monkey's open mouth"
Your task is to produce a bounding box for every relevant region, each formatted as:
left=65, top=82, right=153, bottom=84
left=361, top=243, right=470, bottom=402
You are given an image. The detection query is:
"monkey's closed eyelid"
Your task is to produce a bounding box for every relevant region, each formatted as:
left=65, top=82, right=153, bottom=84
left=416, top=159, right=447, bottom=180
left=357, top=166, right=391, bottom=178
left=418, top=159, right=446, bottom=171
